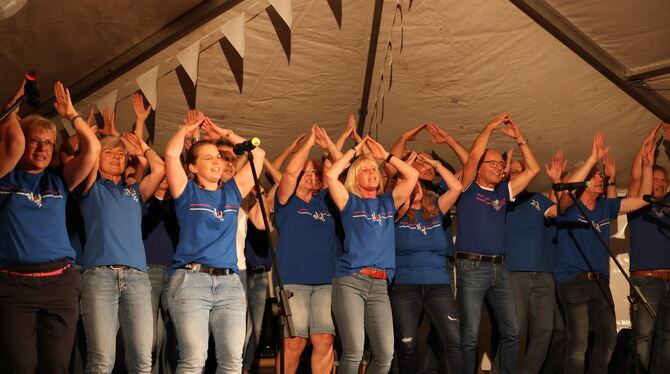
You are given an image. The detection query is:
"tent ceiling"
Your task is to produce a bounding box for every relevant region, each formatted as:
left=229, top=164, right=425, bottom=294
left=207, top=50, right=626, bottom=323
left=1, top=0, right=669, bottom=191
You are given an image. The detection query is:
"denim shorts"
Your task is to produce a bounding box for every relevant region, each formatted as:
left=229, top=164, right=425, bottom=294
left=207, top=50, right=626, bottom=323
left=282, top=284, right=334, bottom=338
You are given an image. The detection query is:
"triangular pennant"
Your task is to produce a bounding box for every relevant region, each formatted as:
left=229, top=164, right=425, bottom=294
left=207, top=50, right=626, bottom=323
left=220, top=12, right=245, bottom=58
left=268, top=0, right=292, bottom=28
left=59, top=117, right=75, bottom=136
left=95, top=90, right=118, bottom=114
left=176, top=41, right=200, bottom=85
left=136, top=66, right=160, bottom=110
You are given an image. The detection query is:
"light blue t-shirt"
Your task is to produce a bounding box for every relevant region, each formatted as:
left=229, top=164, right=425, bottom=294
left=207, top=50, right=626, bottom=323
left=335, top=191, right=396, bottom=279
left=79, top=178, right=147, bottom=271
left=171, top=179, right=242, bottom=274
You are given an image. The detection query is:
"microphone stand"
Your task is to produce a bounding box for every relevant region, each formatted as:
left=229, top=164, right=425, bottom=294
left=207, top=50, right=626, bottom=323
left=244, top=149, right=295, bottom=374
left=0, top=95, right=24, bottom=123
left=565, top=191, right=654, bottom=374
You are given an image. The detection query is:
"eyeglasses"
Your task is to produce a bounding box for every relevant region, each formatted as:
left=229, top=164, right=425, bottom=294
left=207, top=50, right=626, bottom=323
left=481, top=160, right=506, bottom=168
left=27, top=138, right=56, bottom=150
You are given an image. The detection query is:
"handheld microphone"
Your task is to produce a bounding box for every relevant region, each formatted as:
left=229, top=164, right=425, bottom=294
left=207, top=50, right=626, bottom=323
left=233, top=137, right=261, bottom=155
left=552, top=181, right=591, bottom=191
left=23, top=71, right=40, bottom=107
left=642, top=194, right=670, bottom=208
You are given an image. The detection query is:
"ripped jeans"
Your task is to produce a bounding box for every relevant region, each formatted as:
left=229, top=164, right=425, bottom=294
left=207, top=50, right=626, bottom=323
left=389, top=283, right=462, bottom=374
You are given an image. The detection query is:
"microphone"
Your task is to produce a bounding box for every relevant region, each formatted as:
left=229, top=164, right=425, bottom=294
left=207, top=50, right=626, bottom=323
left=233, top=137, right=261, bottom=155
left=642, top=194, right=670, bottom=208
left=552, top=181, right=591, bottom=191
left=23, top=71, right=40, bottom=107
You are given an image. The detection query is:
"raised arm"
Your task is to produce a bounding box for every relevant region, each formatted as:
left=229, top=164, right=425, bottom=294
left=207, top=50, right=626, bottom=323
left=0, top=81, right=26, bottom=178
left=544, top=149, right=567, bottom=218
left=559, top=133, right=610, bottom=213
left=272, top=133, right=307, bottom=171
left=620, top=142, right=655, bottom=214
left=420, top=154, right=462, bottom=214
left=366, top=137, right=419, bottom=210
left=334, top=114, right=356, bottom=152
left=165, top=110, right=204, bottom=198
left=628, top=124, right=661, bottom=197
left=55, top=82, right=101, bottom=191
left=132, top=92, right=152, bottom=140
left=123, top=133, right=164, bottom=202
left=314, top=125, right=342, bottom=161
left=385, top=124, right=427, bottom=179
left=603, top=155, right=617, bottom=198
left=99, top=107, right=121, bottom=137
left=501, top=118, right=540, bottom=197
left=277, top=126, right=316, bottom=204
left=426, top=123, right=469, bottom=166
left=461, top=113, right=509, bottom=189
left=326, top=140, right=366, bottom=211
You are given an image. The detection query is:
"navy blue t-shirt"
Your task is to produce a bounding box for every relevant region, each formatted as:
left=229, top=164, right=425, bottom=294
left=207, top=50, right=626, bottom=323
left=555, top=198, right=620, bottom=283
left=171, top=179, right=242, bottom=274
left=0, top=167, right=75, bottom=268
left=245, top=219, right=272, bottom=269
left=275, top=189, right=339, bottom=284
left=336, top=191, right=396, bottom=279
left=628, top=192, right=670, bottom=272
left=142, top=196, right=179, bottom=266
left=394, top=207, right=450, bottom=284
left=504, top=192, right=556, bottom=272
left=456, top=182, right=513, bottom=255
left=80, top=178, right=147, bottom=271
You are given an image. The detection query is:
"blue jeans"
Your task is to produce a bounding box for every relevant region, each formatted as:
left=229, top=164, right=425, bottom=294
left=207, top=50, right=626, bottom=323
left=557, top=276, right=616, bottom=374
left=80, top=267, right=153, bottom=373
left=166, top=269, right=247, bottom=373
left=457, top=258, right=519, bottom=374
left=242, top=270, right=269, bottom=371
left=510, top=271, right=556, bottom=374
left=389, top=283, right=462, bottom=374
left=332, top=273, right=394, bottom=374
left=631, top=275, right=670, bottom=373
left=147, top=264, right=176, bottom=374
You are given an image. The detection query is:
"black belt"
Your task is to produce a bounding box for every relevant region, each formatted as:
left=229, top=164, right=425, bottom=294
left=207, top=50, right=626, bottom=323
left=249, top=265, right=270, bottom=274
left=183, top=263, right=235, bottom=276
left=456, top=252, right=504, bottom=264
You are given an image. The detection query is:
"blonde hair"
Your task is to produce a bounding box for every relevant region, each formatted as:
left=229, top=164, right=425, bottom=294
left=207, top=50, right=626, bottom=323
left=344, top=155, right=384, bottom=197
left=20, top=115, right=57, bottom=138
left=99, top=136, right=126, bottom=152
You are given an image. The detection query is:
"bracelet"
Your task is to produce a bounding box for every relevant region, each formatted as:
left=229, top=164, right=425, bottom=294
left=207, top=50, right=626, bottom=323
left=517, top=138, right=528, bottom=146
left=350, top=146, right=358, bottom=154
left=69, top=115, right=82, bottom=122
left=385, top=153, right=394, bottom=163
left=607, top=181, right=616, bottom=186
left=143, top=148, right=154, bottom=157
left=225, top=130, right=233, bottom=138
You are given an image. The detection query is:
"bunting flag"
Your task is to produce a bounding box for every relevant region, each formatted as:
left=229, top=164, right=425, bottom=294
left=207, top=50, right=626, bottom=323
left=611, top=215, right=628, bottom=239
left=220, top=12, right=245, bottom=58
left=176, top=41, right=200, bottom=85
left=268, top=0, right=292, bottom=28
left=95, top=89, right=118, bottom=114
left=136, top=66, right=160, bottom=110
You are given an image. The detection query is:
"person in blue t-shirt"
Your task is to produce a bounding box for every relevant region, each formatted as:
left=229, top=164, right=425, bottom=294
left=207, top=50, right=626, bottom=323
left=0, top=80, right=100, bottom=373
left=325, top=136, right=418, bottom=374
left=389, top=153, right=462, bottom=374
left=626, top=123, right=670, bottom=373
left=503, top=153, right=562, bottom=374
left=274, top=125, right=343, bottom=374
left=164, top=111, right=265, bottom=373
left=556, top=133, right=654, bottom=374
left=78, top=129, right=165, bottom=373
left=456, top=113, right=540, bottom=374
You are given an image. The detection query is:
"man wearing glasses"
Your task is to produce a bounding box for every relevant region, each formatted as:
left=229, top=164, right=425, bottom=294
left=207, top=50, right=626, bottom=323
left=455, top=113, right=540, bottom=374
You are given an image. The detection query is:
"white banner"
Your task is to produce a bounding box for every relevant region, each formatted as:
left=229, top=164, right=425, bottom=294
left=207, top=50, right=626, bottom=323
left=94, top=89, right=118, bottom=114
left=220, top=12, right=246, bottom=58
left=268, top=0, right=292, bottom=28
left=136, top=66, right=160, bottom=110
left=177, top=41, right=200, bottom=85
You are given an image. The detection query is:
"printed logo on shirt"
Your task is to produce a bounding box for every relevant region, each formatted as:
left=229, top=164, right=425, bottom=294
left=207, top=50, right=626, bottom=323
left=530, top=199, right=541, bottom=211
left=0, top=186, right=63, bottom=207
left=398, top=220, right=442, bottom=235
left=296, top=209, right=331, bottom=222
left=577, top=215, right=610, bottom=233
left=124, top=187, right=139, bottom=202
left=652, top=205, right=670, bottom=218
left=475, top=193, right=506, bottom=211
left=189, top=203, right=238, bottom=222
left=352, top=210, right=393, bottom=225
